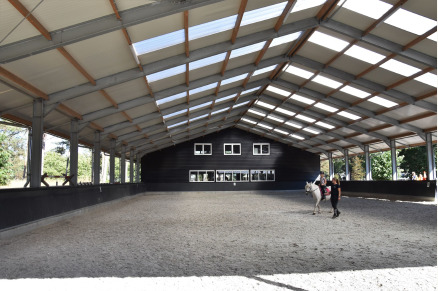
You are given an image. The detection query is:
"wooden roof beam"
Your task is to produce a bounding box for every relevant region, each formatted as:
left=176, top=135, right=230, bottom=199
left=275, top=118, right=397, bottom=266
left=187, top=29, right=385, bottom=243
left=231, top=0, right=248, bottom=44
left=7, top=0, right=51, bottom=40
left=0, top=67, right=49, bottom=100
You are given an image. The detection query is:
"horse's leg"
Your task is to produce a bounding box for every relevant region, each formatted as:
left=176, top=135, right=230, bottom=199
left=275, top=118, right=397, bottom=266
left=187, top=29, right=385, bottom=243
left=313, top=202, right=317, bottom=215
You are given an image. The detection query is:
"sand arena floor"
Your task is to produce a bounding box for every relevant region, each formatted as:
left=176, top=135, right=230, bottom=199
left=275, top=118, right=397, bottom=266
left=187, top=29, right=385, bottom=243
left=0, top=190, right=436, bottom=290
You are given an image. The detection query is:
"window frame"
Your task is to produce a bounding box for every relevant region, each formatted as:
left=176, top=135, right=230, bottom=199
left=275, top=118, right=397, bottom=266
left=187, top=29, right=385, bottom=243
left=253, top=143, right=270, bottom=155
left=216, top=170, right=250, bottom=182
left=194, top=143, right=212, bottom=155
left=250, top=169, right=275, bottom=182
left=189, top=170, right=215, bottom=182
left=223, top=143, right=241, bottom=155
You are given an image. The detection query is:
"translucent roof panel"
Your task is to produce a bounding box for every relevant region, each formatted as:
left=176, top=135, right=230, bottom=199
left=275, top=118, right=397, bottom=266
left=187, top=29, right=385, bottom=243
left=242, top=118, right=257, bottom=124
left=189, top=82, right=218, bottom=95
left=230, top=41, right=267, bottom=59
left=337, top=111, right=361, bottom=120
left=290, top=93, right=314, bottom=104
left=285, top=121, right=302, bottom=129
left=296, top=114, right=316, bottom=123
left=314, top=102, right=337, bottom=112
left=267, top=114, right=285, bottom=123
left=189, top=15, right=237, bottom=41
left=275, top=107, right=295, bottom=116
left=168, top=120, right=187, bottom=129
left=344, top=45, right=385, bottom=64
left=147, top=64, right=186, bottom=83
left=308, top=31, right=349, bottom=52
left=290, top=134, right=305, bottom=140
left=241, top=2, right=287, bottom=27
left=340, top=85, right=370, bottom=98
left=157, top=91, right=186, bottom=106
left=312, top=75, right=343, bottom=89
left=133, top=29, right=185, bottom=56
left=303, top=127, right=320, bottom=134
left=316, top=121, right=335, bottom=129
left=266, top=85, right=291, bottom=97
left=253, top=65, right=278, bottom=76
left=190, top=101, right=213, bottom=111
left=380, top=59, right=421, bottom=77
left=248, top=108, right=266, bottom=117
left=257, top=123, right=273, bottom=130
left=189, top=53, right=227, bottom=71
left=368, top=96, right=398, bottom=108
left=415, top=73, right=437, bottom=87
left=256, top=100, right=276, bottom=110
left=190, top=114, right=209, bottom=122
left=233, top=101, right=250, bottom=108
left=270, top=32, right=301, bottom=48
left=338, top=0, right=392, bottom=19
left=221, top=73, right=248, bottom=86
left=274, top=128, right=289, bottom=135
left=285, top=65, right=314, bottom=79
left=211, top=107, right=230, bottom=115
left=292, top=0, right=326, bottom=13
left=163, top=109, right=187, bottom=120
left=241, top=87, right=261, bottom=95
left=216, top=93, right=237, bottom=103
left=384, top=9, right=437, bottom=35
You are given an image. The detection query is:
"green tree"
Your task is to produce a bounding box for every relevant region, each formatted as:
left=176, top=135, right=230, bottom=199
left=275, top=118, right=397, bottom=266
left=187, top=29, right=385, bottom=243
left=0, top=123, right=27, bottom=181
left=350, top=155, right=365, bottom=180
left=78, top=150, right=92, bottom=181
left=371, top=150, right=404, bottom=180
left=399, top=145, right=436, bottom=178
left=43, top=151, right=67, bottom=176
left=320, top=159, right=329, bottom=175
left=0, top=133, right=14, bottom=185
left=54, top=140, right=70, bottom=156
left=333, top=158, right=345, bottom=177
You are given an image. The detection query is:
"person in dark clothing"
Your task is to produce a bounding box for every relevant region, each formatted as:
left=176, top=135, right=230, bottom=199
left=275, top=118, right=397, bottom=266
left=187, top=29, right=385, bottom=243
left=331, top=177, right=341, bottom=218
left=319, top=171, right=327, bottom=200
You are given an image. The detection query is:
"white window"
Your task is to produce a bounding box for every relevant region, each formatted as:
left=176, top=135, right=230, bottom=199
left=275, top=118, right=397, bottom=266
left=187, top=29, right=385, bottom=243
left=189, top=170, right=215, bottom=182
left=194, top=143, right=212, bottom=155
left=216, top=170, right=249, bottom=182
left=224, top=143, right=241, bottom=155
left=253, top=143, right=270, bottom=155
left=251, top=170, right=275, bottom=182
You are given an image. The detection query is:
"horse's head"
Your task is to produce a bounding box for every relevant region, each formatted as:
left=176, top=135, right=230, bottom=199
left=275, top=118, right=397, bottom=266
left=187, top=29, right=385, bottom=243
left=304, top=182, right=312, bottom=195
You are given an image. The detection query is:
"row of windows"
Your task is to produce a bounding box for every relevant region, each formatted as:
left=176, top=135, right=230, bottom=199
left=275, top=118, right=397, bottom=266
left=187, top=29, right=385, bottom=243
left=189, top=170, right=275, bottom=182
left=194, top=143, right=270, bottom=156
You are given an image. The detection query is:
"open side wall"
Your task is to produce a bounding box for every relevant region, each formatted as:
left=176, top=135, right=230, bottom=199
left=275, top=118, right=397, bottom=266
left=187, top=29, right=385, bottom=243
left=141, top=128, right=320, bottom=191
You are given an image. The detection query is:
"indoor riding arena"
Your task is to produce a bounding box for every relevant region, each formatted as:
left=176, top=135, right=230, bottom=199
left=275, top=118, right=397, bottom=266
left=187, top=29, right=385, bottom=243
left=0, top=0, right=436, bottom=290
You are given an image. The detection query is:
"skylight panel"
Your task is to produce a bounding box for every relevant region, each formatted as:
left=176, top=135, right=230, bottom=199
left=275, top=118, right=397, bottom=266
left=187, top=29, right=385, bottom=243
left=241, top=2, right=287, bottom=27
left=189, top=15, right=237, bottom=41
left=147, top=64, right=186, bottom=83
left=340, top=85, right=370, bottom=98
left=384, top=9, right=437, bottom=35
left=285, top=121, right=302, bottom=129
left=290, top=93, right=314, bottom=104
left=415, top=73, right=437, bottom=87
left=316, top=121, right=335, bottom=129
left=337, top=111, right=361, bottom=120
left=368, top=96, right=398, bottom=108
left=242, top=118, right=257, bottom=124
left=275, top=107, right=295, bottom=116
left=266, top=85, right=291, bottom=97
left=380, top=59, right=421, bottom=77
left=189, top=82, right=218, bottom=95
left=257, top=123, right=273, bottom=130
left=133, top=29, right=185, bottom=56
left=292, top=0, right=326, bottom=13
left=303, top=127, right=320, bottom=134
left=308, top=31, right=349, bottom=52
left=230, top=41, right=266, bottom=59
left=157, top=92, right=186, bottom=106
left=216, top=94, right=237, bottom=103
left=233, top=101, right=250, bottom=108
left=314, top=102, right=337, bottom=112
left=253, top=65, right=278, bottom=76
left=290, top=134, right=305, bottom=140
left=285, top=65, right=314, bottom=79
left=221, top=73, right=248, bottom=86
left=312, top=75, right=343, bottom=89
left=248, top=108, right=266, bottom=117
left=428, top=32, right=437, bottom=42
left=168, top=120, right=187, bottom=129
left=190, top=53, right=227, bottom=71
left=190, top=114, right=208, bottom=122
left=270, top=32, right=301, bottom=47
left=190, top=101, right=212, bottom=111
left=241, top=87, right=261, bottom=95
left=256, top=100, right=275, bottom=110
left=211, top=107, right=229, bottom=115
left=344, top=45, right=385, bottom=64
left=163, top=109, right=187, bottom=120
left=274, top=128, right=289, bottom=135
left=296, top=114, right=316, bottom=123
left=339, top=0, right=392, bottom=19
left=267, top=114, right=285, bottom=123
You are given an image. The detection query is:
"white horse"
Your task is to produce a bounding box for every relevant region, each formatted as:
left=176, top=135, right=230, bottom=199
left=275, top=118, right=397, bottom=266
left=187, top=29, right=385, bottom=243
left=304, top=182, right=333, bottom=215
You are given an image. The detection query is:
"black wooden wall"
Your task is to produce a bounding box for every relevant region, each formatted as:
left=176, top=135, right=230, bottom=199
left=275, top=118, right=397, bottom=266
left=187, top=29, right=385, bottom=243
left=141, top=128, right=320, bottom=191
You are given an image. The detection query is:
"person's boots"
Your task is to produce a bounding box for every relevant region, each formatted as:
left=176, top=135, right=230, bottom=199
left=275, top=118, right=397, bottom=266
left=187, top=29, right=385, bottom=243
left=332, top=209, right=337, bottom=218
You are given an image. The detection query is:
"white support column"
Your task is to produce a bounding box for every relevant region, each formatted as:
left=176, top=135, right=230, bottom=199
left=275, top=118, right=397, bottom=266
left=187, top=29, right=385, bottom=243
left=136, top=155, right=140, bottom=183
left=328, top=152, right=334, bottom=180
left=365, top=145, right=372, bottom=181
left=109, top=138, right=116, bottom=184
left=120, top=143, right=126, bottom=183
left=93, top=131, right=101, bottom=185
left=70, top=119, right=79, bottom=186
left=129, top=148, right=134, bottom=183
left=390, top=139, right=397, bottom=181
left=426, top=132, right=436, bottom=180
left=30, top=99, right=44, bottom=188
left=344, top=149, right=350, bottom=181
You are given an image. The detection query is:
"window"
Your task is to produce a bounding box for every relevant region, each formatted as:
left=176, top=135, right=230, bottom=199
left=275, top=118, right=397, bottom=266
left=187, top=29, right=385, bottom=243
left=216, top=170, right=249, bottom=182
left=194, top=143, right=212, bottom=155
left=251, top=170, right=275, bottom=181
left=224, top=143, right=241, bottom=155
left=253, top=143, right=270, bottom=155
left=189, top=170, right=215, bottom=182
